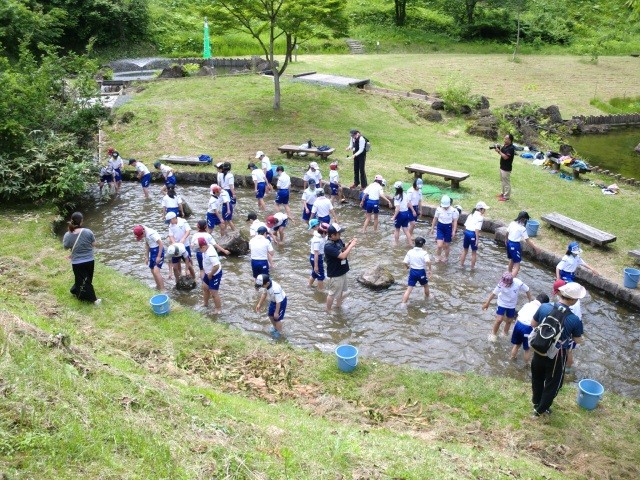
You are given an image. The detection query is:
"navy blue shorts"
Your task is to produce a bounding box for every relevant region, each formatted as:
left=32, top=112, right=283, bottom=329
left=225, top=189, right=236, bottom=205
left=559, top=270, right=575, bottom=282
left=222, top=203, right=233, bottom=221
left=266, top=169, right=274, bottom=183
left=394, top=211, right=411, bottom=229
left=276, top=189, right=290, bottom=205
left=256, top=182, right=266, bottom=199
left=463, top=230, right=478, bottom=251
left=330, top=183, right=339, bottom=196
left=165, top=176, right=177, bottom=187
left=506, top=240, right=522, bottom=263
left=365, top=199, right=379, bottom=214
left=511, top=321, right=533, bottom=349
left=114, top=169, right=122, bottom=182
left=207, top=212, right=221, bottom=229
left=140, top=173, right=151, bottom=188
left=309, top=254, right=325, bottom=281
left=196, top=251, right=204, bottom=270
left=273, top=219, right=288, bottom=231
left=496, top=306, right=517, bottom=318
left=203, top=270, right=222, bottom=290
left=268, top=297, right=287, bottom=321
left=407, top=268, right=428, bottom=287
left=251, top=259, right=269, bottom=278
left=100, top=174, right=114, bottom=183
left=166, top=207, right=180, bottom=217
left=302, top=203, right=313, bottom=221
left=317, top=215, right=331, bottom=225
left=148, top=247, right=164, bottom=269
left=171, top=245, right=191, bottom=264
left=436, top=222, right=453, bottom=243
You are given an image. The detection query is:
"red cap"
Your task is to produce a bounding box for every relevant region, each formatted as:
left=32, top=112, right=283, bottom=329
left=198, top=237, right=208, bottom=247
left=108, top=147, right=114, bottom=154
left=553, top=279, right=567, bottom=295
left=266, top=215, right=276, bottom=226
left=133, top=225, right=144, bottom=239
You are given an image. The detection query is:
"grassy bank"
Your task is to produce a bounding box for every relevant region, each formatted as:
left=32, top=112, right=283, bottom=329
left=0, top=209, right=639, bottom=478
left=105, top=54, right=640, bottom=285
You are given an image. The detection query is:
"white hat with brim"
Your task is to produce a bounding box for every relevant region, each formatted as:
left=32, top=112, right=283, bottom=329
left=475, top=201, right=490, bottom=210
left=558, top=282, right=587, bottom=300
left=255, top=151, right=264, bottom=158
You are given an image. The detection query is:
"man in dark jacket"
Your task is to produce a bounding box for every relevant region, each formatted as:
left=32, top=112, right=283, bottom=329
left=346, top=129, right=368, bottom=189
left=495, top=133, right=515, bottom=201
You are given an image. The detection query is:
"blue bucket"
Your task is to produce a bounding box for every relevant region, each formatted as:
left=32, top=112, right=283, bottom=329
left=577, top=379, right=604, bottom=410
left=150, top=294, right=170, bottom=315
left=335, top=345, right=358, bottom=373
left=623, top=268, right=640, bottom=289
left=526, top=220, right=540, bottom=237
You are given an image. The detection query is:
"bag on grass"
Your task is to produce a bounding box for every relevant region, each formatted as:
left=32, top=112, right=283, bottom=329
left=529, top=304, right=571, bottom=359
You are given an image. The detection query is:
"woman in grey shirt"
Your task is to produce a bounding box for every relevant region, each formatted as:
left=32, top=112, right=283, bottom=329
left=63, top=212, right=100, bottom=305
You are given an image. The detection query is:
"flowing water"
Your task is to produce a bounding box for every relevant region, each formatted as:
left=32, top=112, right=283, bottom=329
left=78, top=183, right=640, bottom=397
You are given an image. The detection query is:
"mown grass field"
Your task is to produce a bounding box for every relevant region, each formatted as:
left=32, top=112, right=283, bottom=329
left=0, top=210, right=639, bottom=479
left=106, top=54, right=640, bottom=284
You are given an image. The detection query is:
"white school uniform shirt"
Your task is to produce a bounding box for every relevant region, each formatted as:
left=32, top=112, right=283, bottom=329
left=207, top=195, right=220, bottom=214
left=221, top=172, right=234, bottom=190
left=363, top=182, right=384, bottom=201
left=556, top=254, right=585, bottom=273
left=168, top=218, right=191, bottom=244
left=403, top=247, right=431, bottom=270
left=217, top=172, right=224, bottom=187
left=161, top=194, right=182, bottom=210
left=277, top=172, right=291, bottom=189
left=135, top=162, right=150, bottom=175
left=264, top=280, right=286, bottom=303
left=516, top=299, right=541, bottom=326
left=219, top=189, right=231, bottom=205
left=249, top=235, right=274, bottom=260
left=249, top=220, right=267, bottom=237
left=302, top=188, right=317, bottom=205
left=202, top=245, right=221, bottom=275
left=464, top=211, right=484, bottom=232
left=169, top=242, right=189, bottom=260
left=261, top=155, right=272, bottom=172
left=492, top=278, right=529, bottom=309
left=251, top=168, right=266, bottom=184
left=109, top=156, right=123, bottom=171
left=408, top=187, right=421, bottom=207
left=144, top=227, right=162, bottom=248
left=191, top=232, right=217, bottom=251
left=272, top=212, right=288, bottom=227
left=434, top=206, right=459, bottom=224
left=310, top=232, right=327, bottom=255
left=159, top=164, right=174, bottom=179
left=394, top=194, right=410, bottom=212
left=507, top=221, right=528, bottom=242
left=304, top=169, right=322, bottom=185
left=329, top=170, right=339, bottom=185
left=312, top=197, right=333, bottom=217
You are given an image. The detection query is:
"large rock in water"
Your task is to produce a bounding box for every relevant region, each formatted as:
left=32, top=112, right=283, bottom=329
left=357, top=265, right=395, bottom=290
left=218, top=230, right=249, bottom=256
left=176, top=275, right=197, bottom=291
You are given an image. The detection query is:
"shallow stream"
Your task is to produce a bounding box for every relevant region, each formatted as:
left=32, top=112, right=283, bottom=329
left=78, top=183, right=640, bottom=397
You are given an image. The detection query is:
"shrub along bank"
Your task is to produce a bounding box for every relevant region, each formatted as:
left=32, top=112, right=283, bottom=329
left=0, top=208, right=638, bottom=478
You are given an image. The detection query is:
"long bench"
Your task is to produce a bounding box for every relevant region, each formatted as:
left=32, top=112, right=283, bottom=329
left=540, top=212, right=617, bottom=247
left=405, top=163, right=470, bottom=189
left=158, top=155, right=211, bottom=166
left=278, top=144, right=335, bottom=160
left=629, top=250, right=640, bottom=262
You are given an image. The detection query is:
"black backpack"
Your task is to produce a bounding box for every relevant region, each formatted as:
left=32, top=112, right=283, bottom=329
left=529, top=304, right=571, bottom=358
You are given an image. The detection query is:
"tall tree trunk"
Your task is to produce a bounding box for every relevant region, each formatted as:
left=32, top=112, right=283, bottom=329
left=465, top=0, right=477, bottom=25
left=512, top=2, right=522, bottom=61
left=395, top=0, right=407, bottom=26
left=270, top=24, right=280, bottom=110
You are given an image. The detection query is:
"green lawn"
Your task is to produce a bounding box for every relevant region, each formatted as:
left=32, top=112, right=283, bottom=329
left=0, top=209, right=638, bottom=478
left=106, top=54, right=640, bottom=283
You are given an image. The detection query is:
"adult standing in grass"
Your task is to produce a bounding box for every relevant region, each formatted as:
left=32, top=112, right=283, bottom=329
left=324, top=223, right=357, bottom=313
left=530, top=282, right=586, bottom=417
left=495, top=133, right=515, bottom=202
left=346, top=129, right=368, bottom=189
left=128, top=159, right=151, bottom=199
left=132, top=224, right=165, bottom=291
left=63, top=212, right=100, bottom=305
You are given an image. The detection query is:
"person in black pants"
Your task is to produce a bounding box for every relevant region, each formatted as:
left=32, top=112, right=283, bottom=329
left=345, top=129, right=367, bottom=189
left=530, top=282, right=586, bottom=417
left=63, top=212, right=100, bottom=305
left=495, top=133, right=516, bottom=201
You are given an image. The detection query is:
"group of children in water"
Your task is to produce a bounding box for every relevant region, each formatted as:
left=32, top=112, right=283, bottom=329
left=103, top=148, right=596, bottom=351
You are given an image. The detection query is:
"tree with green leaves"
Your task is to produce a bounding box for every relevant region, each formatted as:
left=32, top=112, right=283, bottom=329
left=210, top=0, right=346, bottom=110
left=394, top=0, right=408, bottom=26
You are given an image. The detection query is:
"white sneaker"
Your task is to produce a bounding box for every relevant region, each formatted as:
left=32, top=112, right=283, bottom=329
left=94, top=299, right=102, bottom=306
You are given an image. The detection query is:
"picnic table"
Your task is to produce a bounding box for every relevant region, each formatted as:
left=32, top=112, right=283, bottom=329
left=404, top=163, right=470, bottom=189
left=158, top=155, right=211, bottom=166
left=278, top=144, right=335, bottom=160
left=540, top=212, right=616, bottom=247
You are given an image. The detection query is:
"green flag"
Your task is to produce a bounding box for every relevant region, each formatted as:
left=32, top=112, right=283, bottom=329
left=203, top=18, right=211, bottom=59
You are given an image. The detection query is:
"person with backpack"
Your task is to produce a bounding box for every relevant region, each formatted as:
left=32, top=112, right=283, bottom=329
left=345, top=129, right=368, bottom=190
left=529, top=282, right=586, bottom=417
left=510, top=293, right=550, bottom=364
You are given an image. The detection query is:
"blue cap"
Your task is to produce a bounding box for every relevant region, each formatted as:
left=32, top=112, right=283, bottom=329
left=308, top=219, right=320, bottom=230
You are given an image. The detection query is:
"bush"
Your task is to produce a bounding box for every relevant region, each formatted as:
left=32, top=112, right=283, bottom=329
left=438, top=75, right=478, bottom=114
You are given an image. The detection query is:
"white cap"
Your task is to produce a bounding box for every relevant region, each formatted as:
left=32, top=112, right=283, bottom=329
left=315, top=188, right=325, bottom=196
left=255, top=151, right=264, bottom=158
left=393, top=181, right=403, bottom=189
left=309, top=161, right=319, bottom=169
left=558, top=282, right=587, bottom=300
left=165, top=211, right=177, bottom=221
left=475, top=201, right=490, bottom=210
left=166, top=245, right=177, bottom=257
left=440, top=195, right=451, bottom=207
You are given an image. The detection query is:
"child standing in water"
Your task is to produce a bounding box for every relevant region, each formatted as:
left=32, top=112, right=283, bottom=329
left=307, top=219, right=328, bottom=291
left=556, top=241, right=598, bottom=282
left=255, top=274, right=288, bottom=339
left=391, top=181, right=415, bottom=246
left=301, top=179, right=318, bottom=222
left=401, top=236, right=432, bottom=305
left=510, top=293, right=549, bottom=364
left=360, top=175, right=392, bottom=233
left=328, top=162, right=346, bottom=205
left=482, top=271, right=533, bottom=342
left=407, top=178, right=423, bottom=237
left=459, top=201, right=489, bottom=269
left=506, top=211, right=540, bottom=277
left=430, top=195, right=459, bottom=263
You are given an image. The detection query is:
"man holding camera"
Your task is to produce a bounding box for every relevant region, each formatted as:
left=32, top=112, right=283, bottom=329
left=346, top=129, right=368, bottom=190
left=494, top=133, right=516, bottom=202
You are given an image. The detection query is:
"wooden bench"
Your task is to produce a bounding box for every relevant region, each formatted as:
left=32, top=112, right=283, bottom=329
left=629, top=250, right=640, bottom=262
left=278, top=144, right=335, bottom=160
left=159, top=155, right=211, bottom=166
left=404, top=163, right=470, bottom=189
left=540, top=212, right=617, bottom=247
